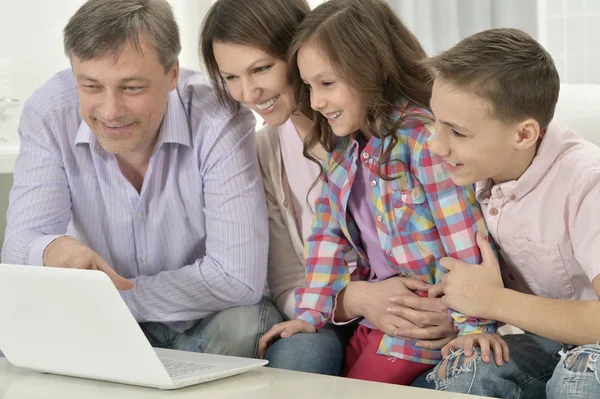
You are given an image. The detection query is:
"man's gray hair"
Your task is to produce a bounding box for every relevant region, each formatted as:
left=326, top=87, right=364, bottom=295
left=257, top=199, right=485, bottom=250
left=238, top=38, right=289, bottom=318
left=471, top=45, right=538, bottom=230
left=63, top=0, right=181, bottom=72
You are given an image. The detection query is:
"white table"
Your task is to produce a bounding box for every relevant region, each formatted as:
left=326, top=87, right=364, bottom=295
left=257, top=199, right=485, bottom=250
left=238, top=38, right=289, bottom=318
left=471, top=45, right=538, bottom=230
left=0, top=358, right=489, bottom=399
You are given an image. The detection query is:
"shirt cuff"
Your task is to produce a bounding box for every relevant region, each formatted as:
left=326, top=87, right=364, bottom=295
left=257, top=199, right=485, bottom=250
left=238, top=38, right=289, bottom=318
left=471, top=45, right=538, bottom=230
left=119, top=281, right=143, bottom=322
left=29, top=234, right=66, bottom=266
left=331, top=291, right=359, bottom=326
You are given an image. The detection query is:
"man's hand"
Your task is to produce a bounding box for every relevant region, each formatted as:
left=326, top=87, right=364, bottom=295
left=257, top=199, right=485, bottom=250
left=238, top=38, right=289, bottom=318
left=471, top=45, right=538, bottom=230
left=441, top=333, right=510, bottom=366
left=440, top=232, right=503, bottom=318
left=257, top=320, right=316, bottom=358
left=43, top=236, right=133, bottom=290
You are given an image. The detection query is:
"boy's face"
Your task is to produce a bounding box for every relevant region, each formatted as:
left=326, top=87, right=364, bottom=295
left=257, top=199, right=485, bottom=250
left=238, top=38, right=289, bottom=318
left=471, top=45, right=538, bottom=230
left=429, top=78, right=521, bottom=186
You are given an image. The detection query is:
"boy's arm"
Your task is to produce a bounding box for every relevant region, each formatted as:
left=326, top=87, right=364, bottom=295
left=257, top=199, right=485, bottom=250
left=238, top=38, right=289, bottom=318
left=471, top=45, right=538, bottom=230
left=410, top=122, right=495, bottom=336
left=477, top=171, right=600, bottom=345
left=487, top=279, right=600, bottom=345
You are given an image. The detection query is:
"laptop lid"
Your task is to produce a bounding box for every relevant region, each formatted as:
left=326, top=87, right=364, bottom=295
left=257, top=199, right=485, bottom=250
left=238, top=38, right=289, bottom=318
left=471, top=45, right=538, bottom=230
left=0, top=264, right=172, bottom=388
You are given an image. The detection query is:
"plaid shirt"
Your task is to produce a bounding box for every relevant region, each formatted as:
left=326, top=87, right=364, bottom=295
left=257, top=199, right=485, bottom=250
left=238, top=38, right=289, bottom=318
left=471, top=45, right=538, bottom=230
left=295, top=100, right=494, bottom=364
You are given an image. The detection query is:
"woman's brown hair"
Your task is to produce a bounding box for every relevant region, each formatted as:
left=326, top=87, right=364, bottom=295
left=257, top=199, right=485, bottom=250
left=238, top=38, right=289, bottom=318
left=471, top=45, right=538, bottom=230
left=200, top=0, right=311, bottom=111
left=288, top=0, right=433, bottom=180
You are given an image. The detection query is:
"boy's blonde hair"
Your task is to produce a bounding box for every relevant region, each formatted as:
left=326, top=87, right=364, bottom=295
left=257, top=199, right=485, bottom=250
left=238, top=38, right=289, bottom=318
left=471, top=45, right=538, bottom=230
left=423, top=28, right=560, bottom=131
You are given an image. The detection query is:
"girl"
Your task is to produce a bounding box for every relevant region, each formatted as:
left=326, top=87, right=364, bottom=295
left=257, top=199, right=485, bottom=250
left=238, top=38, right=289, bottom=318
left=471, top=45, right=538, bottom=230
left=259, top=0, right=503, bottom=385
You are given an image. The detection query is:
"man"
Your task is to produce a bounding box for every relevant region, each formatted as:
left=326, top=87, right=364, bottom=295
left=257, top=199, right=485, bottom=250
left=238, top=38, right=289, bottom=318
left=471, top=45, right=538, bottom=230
left=2, top=0, right=278, bottom=358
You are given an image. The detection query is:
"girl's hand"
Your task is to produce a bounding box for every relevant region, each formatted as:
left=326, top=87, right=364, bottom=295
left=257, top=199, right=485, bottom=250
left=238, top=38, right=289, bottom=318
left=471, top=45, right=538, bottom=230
left=441, top=333, right=510, bottom=366
left=257, top=319, right=316, bottom=358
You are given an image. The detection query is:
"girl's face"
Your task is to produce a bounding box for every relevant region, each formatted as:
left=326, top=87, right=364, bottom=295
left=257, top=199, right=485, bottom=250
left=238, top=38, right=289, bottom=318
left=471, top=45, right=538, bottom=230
left=213, top=42, right=295, bottom=127
left=297, top=41, right=366, bottom=137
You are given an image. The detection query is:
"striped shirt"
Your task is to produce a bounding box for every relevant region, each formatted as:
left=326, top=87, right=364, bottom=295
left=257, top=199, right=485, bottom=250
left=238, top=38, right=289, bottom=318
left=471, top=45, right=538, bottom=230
left=294, top=100, right=494, bottom=364
left=2, top=68, right=268, bottom=333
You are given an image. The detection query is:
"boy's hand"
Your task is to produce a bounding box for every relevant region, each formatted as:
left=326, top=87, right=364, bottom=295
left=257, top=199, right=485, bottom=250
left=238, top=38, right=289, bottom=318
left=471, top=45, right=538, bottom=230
left=441, top=333, right=510, bottom=366
left=440, top=232, right=503, bottom=318
left=257, top=320, right=316, bottom=358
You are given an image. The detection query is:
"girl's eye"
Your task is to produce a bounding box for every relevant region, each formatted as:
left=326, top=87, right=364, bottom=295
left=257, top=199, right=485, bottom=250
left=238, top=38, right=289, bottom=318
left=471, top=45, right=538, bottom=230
left=322, top=81, right=334, bottom=87
left=224, top=75, right=238, bottom=81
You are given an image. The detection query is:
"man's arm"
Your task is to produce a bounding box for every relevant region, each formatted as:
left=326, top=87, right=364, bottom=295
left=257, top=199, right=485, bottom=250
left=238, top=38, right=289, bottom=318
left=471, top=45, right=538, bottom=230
left=120, top=107, right=269, bottom=323
left=2, top=101, right=71, bottom=265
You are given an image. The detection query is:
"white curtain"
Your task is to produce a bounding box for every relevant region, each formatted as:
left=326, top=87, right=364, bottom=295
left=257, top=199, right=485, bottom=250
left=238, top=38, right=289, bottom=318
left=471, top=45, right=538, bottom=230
left=387, top=0, right=539, bottom=56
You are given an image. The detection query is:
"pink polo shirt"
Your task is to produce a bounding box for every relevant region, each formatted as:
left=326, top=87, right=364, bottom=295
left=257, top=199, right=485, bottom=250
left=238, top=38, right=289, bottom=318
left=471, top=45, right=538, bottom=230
left=476, top=121, right=600, bottom=300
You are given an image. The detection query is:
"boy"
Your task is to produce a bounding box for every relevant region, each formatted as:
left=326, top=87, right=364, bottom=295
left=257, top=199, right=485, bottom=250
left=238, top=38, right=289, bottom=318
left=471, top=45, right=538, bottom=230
left=415, top=28, right=600, bottom=398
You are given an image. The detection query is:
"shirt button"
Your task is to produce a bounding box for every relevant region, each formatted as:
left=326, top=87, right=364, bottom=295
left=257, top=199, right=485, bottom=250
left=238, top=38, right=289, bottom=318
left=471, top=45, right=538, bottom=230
left=376, top=215, right=383, bottom=222
left=136, top=212, right=143, bottom=218
left=370, top=180, right=377, bottom=187
left=508, top=273, right=516, bottom=281
left=362, top=152, right=369, bottom=159
left=140, top=256, right=147, bottom=261
left=385, top=248, right=392, bottom=255
left=489, top=208, right=499, bottom=216
left=510, top=194, right=517, bottom=201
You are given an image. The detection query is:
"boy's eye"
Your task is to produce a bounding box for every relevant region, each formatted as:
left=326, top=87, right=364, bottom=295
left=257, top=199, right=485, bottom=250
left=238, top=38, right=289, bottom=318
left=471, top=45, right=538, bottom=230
left=124, top=86, right=143, bottom=93
left=452, top=129, right=466, bottom=138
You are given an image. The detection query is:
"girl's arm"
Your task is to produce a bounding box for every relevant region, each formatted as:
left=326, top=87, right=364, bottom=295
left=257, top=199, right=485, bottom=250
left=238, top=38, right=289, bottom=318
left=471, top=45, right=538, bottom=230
left=294, top=175, right=357, bottom=330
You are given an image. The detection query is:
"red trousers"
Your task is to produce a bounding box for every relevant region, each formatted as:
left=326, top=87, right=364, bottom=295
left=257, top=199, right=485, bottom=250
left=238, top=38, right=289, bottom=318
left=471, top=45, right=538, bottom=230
left=345, top=325, right=434, bottom=385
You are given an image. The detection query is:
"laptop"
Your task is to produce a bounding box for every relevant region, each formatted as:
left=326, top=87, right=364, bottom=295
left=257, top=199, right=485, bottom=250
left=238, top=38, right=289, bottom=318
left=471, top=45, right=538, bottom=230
left=0, top=264, right=268, bottom=390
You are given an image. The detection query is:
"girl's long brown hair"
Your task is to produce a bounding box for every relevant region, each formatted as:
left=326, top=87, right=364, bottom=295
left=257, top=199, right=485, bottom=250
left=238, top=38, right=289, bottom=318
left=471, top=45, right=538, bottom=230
left=288, top=0, right=433, bottom=180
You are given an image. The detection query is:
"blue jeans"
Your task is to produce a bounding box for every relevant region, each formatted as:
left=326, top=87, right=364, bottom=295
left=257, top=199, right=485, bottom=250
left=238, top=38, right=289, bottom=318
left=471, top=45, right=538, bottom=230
left=140, top=296, right=283, bottom=358
left=412, top=333, right=600, bottom=399
left=264, top=322, right=356, bottom=375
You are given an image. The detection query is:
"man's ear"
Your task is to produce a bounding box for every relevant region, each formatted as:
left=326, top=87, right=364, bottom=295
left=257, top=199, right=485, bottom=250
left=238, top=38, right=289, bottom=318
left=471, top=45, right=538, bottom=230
left=167, top=60, right=179, bottom=91
left=512, top=118, right=540, bottom=150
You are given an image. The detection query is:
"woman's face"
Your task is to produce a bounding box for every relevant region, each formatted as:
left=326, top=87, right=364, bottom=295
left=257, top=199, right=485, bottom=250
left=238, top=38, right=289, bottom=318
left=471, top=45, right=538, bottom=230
left=213, top=42, right=295, bottom=126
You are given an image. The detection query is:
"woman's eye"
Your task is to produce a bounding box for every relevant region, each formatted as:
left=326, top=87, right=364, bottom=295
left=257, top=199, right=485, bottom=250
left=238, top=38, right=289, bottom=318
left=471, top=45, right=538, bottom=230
left=254, top=66, right=271, bottom=73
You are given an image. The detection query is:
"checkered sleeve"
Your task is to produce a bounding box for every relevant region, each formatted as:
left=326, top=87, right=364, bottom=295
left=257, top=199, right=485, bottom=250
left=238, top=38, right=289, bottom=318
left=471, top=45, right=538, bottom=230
left=293, top=177, right=354, bottom=330
left=411, top=121, right=496, bottom=336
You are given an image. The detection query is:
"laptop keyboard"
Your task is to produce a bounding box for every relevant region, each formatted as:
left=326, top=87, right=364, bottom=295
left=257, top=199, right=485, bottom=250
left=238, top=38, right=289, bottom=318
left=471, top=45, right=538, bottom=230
left=160, top=358, right=216, bottom=378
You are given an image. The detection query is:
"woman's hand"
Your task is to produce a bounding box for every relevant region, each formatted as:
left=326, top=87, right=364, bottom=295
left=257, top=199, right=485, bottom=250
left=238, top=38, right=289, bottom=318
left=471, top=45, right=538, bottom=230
left=257, top=319, right=316, bottom=358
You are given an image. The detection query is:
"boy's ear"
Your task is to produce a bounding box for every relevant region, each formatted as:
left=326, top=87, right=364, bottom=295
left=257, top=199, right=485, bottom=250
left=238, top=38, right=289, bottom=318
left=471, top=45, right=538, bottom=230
left=513, top=118, right=540, bottom=150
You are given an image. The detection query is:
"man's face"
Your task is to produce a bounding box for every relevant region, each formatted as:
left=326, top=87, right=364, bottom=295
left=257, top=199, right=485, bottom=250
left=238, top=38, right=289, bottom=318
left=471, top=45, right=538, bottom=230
left=428, top=78, right=520, bottom=186
left=72, top=33, right=178, bottom=157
